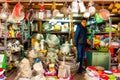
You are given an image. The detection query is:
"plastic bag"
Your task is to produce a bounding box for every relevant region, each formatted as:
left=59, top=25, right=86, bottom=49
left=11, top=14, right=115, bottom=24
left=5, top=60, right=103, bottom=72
left=0, top=2, right=11, bottom=20
left=46, top=34, right=60, bottom=48
left=33, top=62, right=44, bottom=75
left=11, top=3, right=25, bottom=21
left=78, top=1, right=86, bottom=13
left=58, top=62, right=70, bottom=78
left=71, top=0, right=79, bottom=13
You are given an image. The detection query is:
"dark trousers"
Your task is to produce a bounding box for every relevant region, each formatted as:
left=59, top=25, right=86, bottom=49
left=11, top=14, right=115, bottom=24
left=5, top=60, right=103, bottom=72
left=76, top=44, right=85, bottom=73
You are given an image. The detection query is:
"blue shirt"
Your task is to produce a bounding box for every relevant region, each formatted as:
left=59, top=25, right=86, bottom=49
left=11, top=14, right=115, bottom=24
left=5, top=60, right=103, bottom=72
left=74, top=23, right=87, bottom=46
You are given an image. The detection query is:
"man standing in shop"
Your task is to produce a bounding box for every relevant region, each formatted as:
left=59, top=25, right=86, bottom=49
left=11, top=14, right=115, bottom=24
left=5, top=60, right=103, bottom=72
left=74, top=18, right=89, bottom=74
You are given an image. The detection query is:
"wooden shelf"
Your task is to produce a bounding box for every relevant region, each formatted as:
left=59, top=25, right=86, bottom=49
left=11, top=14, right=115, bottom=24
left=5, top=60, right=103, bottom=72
left=42, top=31, right=69, bottom=34
left=94, top=32, right=116, bottom=35
left=42, top=19, right=80, bottom=22
left=94, top=32, right=118, bottom=37
left=0, top=0, right=120, bottom=2
left=0, top=37, right=21, bottom=39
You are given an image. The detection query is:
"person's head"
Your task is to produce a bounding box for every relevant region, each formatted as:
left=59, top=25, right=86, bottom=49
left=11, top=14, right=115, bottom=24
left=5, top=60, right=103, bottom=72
left=81, top=18, right=88, bottom=27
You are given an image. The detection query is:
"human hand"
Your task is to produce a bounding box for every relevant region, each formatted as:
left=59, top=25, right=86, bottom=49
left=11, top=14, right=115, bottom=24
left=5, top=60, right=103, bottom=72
left=87, top=39, right=91, bottom=45
left=73, top=46, right=77, bottom=53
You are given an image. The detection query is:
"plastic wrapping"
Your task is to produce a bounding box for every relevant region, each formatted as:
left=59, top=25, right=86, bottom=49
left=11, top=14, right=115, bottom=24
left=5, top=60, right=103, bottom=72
left=46, top=48, right=58, bottom=64
left=15, top=58, right=32, bottom=79
left=0, top=2, right=11, bottom=20
left=71, top=0, right=79, bottom=13
left=11, top=3, right=24, bottom=21
left=46, top=34, right=60, bottom=48
left=58, top=62, right=70, bottom=78
left=31, top=75, right=46, bottom=80
left=78, top=1, right=86, bottom=13
left=88, top=6, right=96, bottom=16
left=60, top=41, right=71, bottom=55
left=33, top=62, right=44, bottom=75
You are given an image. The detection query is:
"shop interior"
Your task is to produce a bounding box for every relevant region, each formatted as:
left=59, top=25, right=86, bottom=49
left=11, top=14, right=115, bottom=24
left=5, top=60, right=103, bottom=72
left=0, top=0, right=120, bottom=80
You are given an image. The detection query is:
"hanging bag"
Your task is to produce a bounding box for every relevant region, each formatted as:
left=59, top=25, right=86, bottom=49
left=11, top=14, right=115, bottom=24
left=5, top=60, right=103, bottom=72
left=71, top=0, right=79, bottom=13
left=88, top=0, right=96, bottom=16
left=78, top=0, right=86, bottom=13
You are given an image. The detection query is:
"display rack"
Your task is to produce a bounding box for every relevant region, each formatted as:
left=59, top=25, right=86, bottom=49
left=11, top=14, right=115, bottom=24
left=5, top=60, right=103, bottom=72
left=108, top=15, right=120, bottom=69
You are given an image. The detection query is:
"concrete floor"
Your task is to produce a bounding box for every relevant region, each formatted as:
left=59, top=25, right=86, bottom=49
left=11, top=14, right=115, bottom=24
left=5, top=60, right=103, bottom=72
left=73, top=73, right=85, bottom=80
left=6, top=68, right=86, bottom=80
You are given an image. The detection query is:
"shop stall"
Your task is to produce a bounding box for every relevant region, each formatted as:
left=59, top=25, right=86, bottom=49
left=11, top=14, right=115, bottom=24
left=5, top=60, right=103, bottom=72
left=0, top=0, right=119, bottom=80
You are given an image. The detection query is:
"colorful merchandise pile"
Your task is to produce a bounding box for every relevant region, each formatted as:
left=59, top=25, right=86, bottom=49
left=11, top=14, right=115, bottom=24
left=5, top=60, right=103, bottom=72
left=85, top=66, right=120, bottom=80
left=0, top=68, right=6, bottom=80
left=13, top=33, right=77, bottom=80
left=14, top=58, right=73, bottom=80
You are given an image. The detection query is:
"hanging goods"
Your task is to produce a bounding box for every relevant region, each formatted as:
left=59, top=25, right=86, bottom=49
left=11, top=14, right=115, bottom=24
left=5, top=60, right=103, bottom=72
left=51, top=2, right=57, bottom=10
left=88, top=0, right=96, bottom=16
left=0, top=2, right=11, bottom=20
left=60, top=1, right=69, bottom=17
left=71, top=0, right=79, bottom=13
left=39, top=1, right=45, bottom=19
left=83, top=11, right=90, bottom=18
left=78, top=0, right=86, bottom=13
left=25, top=0, right=34, bottom=21
left=11, top=1, right=25, bottom=21
left=99, top=0, right=110, bottom=20
left=99, top=9, right=110, bottom=20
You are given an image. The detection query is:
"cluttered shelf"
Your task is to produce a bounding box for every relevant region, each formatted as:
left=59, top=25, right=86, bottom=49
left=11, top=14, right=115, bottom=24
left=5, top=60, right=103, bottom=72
left=0, top=37, right=21, bottom=39
left=42, top=31, right=70, bottom=34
